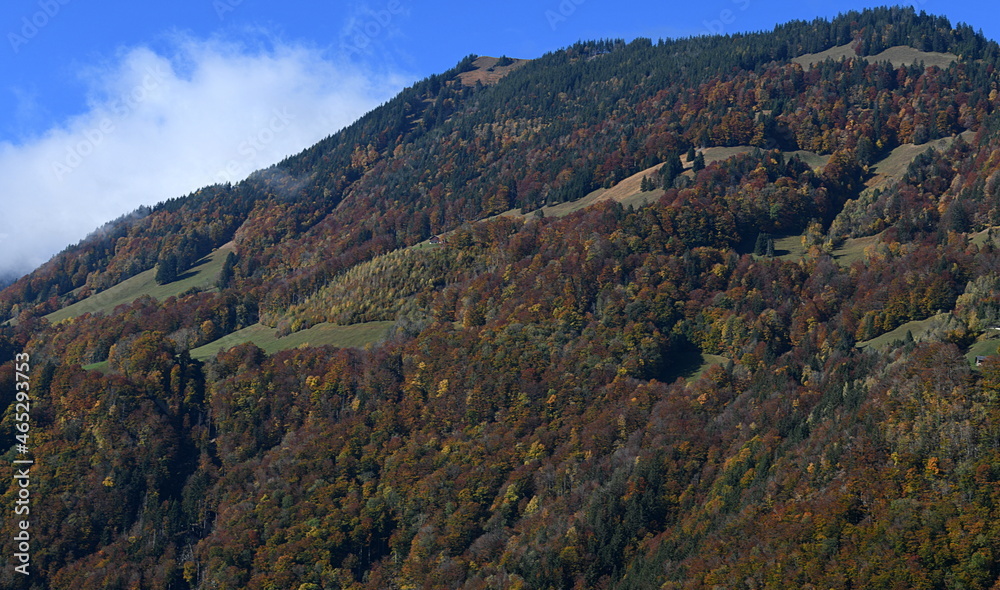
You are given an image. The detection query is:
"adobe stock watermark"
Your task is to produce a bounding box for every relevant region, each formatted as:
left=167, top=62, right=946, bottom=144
left=50, top=64, right=169, bottom=181
left=214, top=108, right=295, bottom=184
left=11, top=352, right=31, bottom=577
left=214, top=0, right=244, bottom=21
left=703, top=0, right=751, bottom=36
left=546, top=0, right=586, bottom=31
left=8, top=0, right=72, bottom=54
left=341, top=0, right=405, bottom=57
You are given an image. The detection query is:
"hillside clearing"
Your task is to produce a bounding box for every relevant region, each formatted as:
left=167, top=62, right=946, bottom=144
left=869, top=45, right=959, bottom=69
left=497, top=147, right=828, bottom=222
left=792, top=43, right=958, bottom=70
left=856, top=313, right=950, bottom=350
left=690, top=353, right=729, bottom=380
left=866, top=131, right=973, bottom=190
left=81, top=361, right=110, bottom=373
left=784, top=150, right=830, bottom=169
left=791, top=43, right=858, bottom=68
left=457, top=56, right=529, bottom=87
left=833, top=234, right=880, bottom=266
left=46, top=242, right=235, bottom=324
left=755, top=232, right=878, bottom=266
left=693, top=146, right=754, bottom=168
left=771, top=234, right=807, bottom=261
left=967, top=336, right=1000, bottom=367
left=498, top=161, right=667, bottom=220
left=685, top=147, right=827, bottom=175
left=971, top=226, right=1000, bottom=248
left=189, top=320, right=395, bottom=360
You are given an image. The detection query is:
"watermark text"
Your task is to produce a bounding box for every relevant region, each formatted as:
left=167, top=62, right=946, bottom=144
left=546, top=0, right=587, bottom=31
left=11, top=353, right=32, bottom=576
left=8, top=0, right=72, bottom=54
left=342, top=0, right=405, bottom=56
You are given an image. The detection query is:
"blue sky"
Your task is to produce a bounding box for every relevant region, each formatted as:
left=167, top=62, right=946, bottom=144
left=0, top=0, right=997, bottom=277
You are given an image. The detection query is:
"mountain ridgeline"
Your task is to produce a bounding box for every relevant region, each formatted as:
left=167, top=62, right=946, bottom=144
left=5, top=6, right=1000, bottom=589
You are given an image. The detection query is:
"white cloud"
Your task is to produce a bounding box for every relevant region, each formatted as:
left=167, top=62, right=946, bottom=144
left=0, top=34, right=409, bottom=279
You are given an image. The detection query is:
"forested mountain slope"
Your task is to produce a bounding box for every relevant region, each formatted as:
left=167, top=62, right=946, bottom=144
left=5, top=6, right=1000, bottom=589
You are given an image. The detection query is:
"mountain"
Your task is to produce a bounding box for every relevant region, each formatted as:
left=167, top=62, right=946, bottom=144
left=5, top=6, right=1000, bottom=588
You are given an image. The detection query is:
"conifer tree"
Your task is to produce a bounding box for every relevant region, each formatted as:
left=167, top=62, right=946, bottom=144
left=657, top=152, right=684, bottom=190
left=217, top=252, right=237, bottom=289
left=154, top=253, right=178, bottom=285
left=693, top=152, right=706, bottom=172
left=754, top=233, right=770, bottom=256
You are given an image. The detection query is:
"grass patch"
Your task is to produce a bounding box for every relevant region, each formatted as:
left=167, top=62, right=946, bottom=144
left=696, top=146, right=754, bottom=167
left=697, top=147, right=827, bottom=171
left=868, top=45, right=957, bottom=69
left=970, top=227, right=1000, bottom=249
left=82, top=361, right=109, bottom=373
left=498, top=161, right=669, bottom=221
left=748, top=233, right=810, bottom=262
left=772, top=234, right=806, bottom=261
left=495, top=186, right=608, bottom=220
left=46, top=242, right=235, bottom=324
left=867, top=132, right=973, bottom=191
left=689, top=353, right=729, bottom=380
left=658, top=338, right=730, bottom=382
left=456, top=55, right=529, bottom=87
left=967, top=335, right=1000, bottom=367
left=833, top=234, right=879, bottom=266
left=539, top=186, right=612, bottom=217
left=190, top=321, right=395, bottom=360
left=784, top=150, right=830, bottom=170
left=495, top=147, right=827, bottom=224
left=856, top=313, right=950, bottom=351
left=412, top=240, right=445, bottom=250
left=792, top=43, right=958, bottom=70
left=748, top=232, right=877, bottom=266
left=791, top=43, right=859, bottom=69
left=616, top=190, right=662, bottom=210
